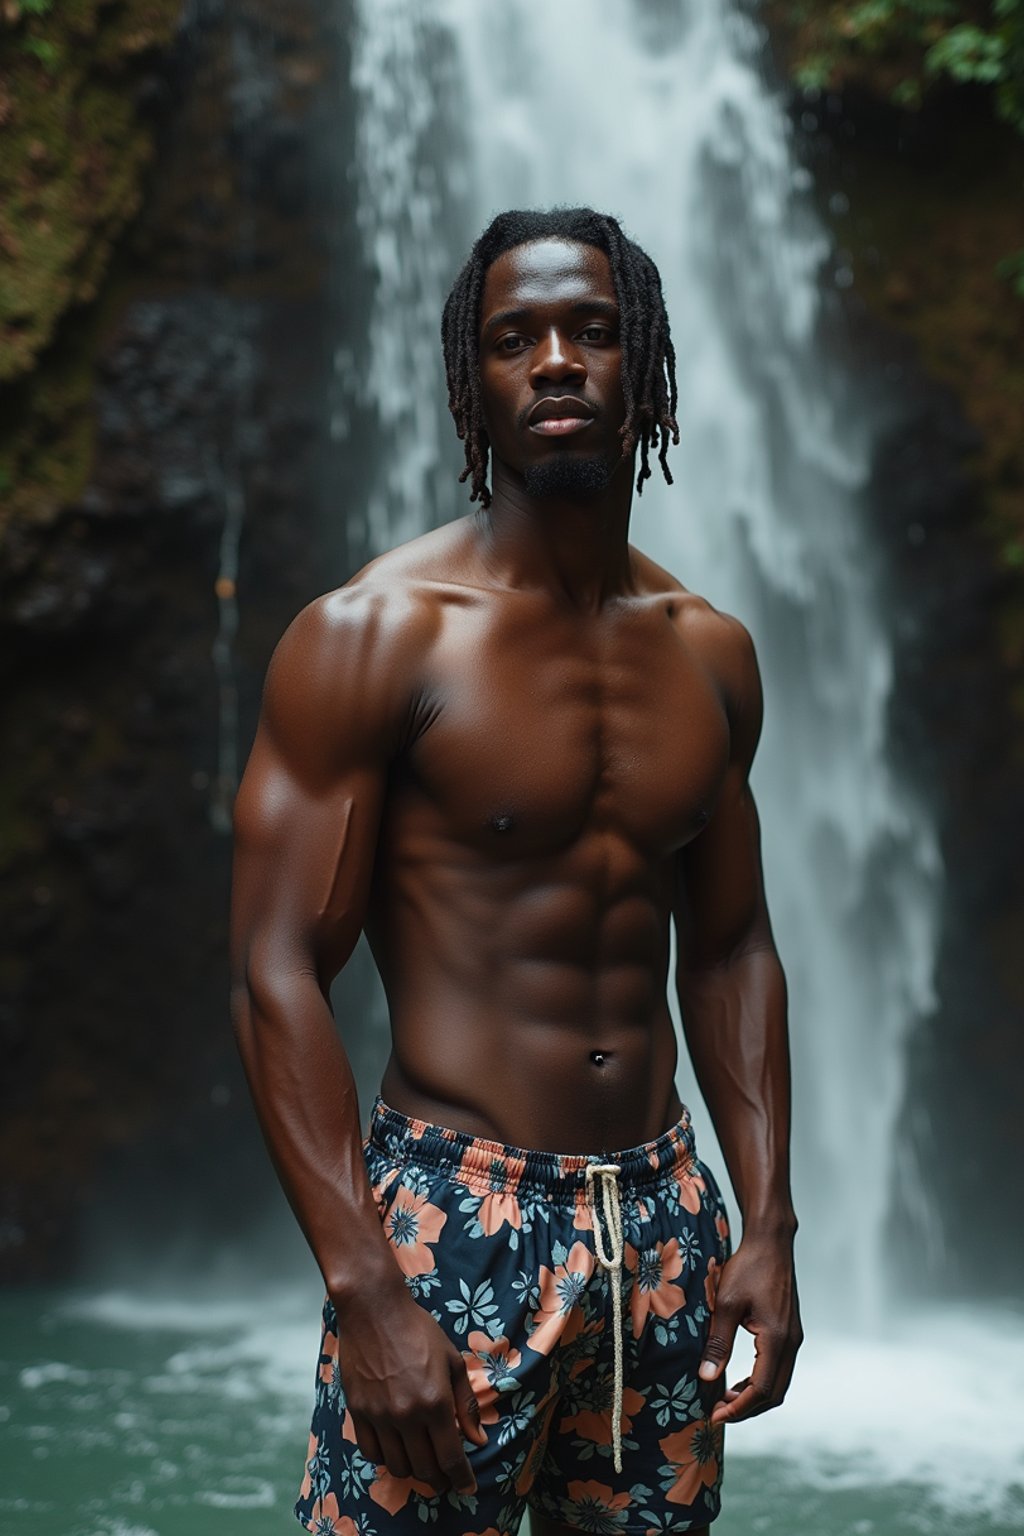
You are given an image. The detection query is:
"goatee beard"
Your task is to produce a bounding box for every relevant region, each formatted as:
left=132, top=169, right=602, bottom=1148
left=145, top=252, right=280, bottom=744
left=522, top=454, right=612, bottom=501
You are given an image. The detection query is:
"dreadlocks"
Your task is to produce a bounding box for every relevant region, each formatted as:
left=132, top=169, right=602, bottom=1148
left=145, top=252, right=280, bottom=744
left=441, top=207, right=679, bottom=510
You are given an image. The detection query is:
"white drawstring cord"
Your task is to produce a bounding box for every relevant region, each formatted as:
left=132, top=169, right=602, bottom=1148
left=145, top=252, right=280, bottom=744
left=585, top=1162, right=625, bottom=1474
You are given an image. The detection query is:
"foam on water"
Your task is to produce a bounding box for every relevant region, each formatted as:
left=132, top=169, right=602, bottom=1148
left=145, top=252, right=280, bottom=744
left=62, top=1283, right=322, bottom=1404
left=735, top=1309, right=1024, bottom=1522
left=51, top=1286, right=1024, bottom=1522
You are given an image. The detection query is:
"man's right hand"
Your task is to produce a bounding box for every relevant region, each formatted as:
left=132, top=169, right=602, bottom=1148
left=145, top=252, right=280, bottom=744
left=334, top=1281, right=488, bottom=1495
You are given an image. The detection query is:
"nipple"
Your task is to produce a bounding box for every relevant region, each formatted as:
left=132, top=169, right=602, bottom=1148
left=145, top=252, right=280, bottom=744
left=489, top=811, right=515, bottom=834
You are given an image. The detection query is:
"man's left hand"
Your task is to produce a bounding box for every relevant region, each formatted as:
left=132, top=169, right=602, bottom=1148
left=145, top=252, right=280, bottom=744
left=698, top=1235, right=803, bottom=1426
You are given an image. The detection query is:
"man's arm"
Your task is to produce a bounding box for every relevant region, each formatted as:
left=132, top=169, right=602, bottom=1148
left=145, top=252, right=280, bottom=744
left=673, top=614, right=802, bottom=1427
left=229, top=589, right=485, bottom=1490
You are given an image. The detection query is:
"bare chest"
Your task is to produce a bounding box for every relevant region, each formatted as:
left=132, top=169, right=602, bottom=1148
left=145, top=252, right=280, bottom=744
left=402, top=601, right=731, bottom=859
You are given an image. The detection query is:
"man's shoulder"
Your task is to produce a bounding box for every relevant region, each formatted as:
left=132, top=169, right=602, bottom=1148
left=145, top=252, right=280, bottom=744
left=286, top=521, right=476, bottom=666
left=631, top=547, right=762, bottom=765
left=631, top=546, right=758, bottom=675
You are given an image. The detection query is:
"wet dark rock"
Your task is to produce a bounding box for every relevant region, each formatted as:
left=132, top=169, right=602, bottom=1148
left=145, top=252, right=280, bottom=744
left=0, top=0, right=350, bottom=1280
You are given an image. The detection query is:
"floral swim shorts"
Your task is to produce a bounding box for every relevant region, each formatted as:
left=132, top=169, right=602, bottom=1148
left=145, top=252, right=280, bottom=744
left=295, top=1095, right=732, bottom=1536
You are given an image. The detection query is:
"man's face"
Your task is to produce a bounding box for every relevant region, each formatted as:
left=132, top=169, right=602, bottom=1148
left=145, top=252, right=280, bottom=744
left=477, top=238, right=627, bottom=500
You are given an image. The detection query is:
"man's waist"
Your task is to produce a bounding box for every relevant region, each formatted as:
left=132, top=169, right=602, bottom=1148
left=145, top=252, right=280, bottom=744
left=365, top=1092, right=698, bottom=1198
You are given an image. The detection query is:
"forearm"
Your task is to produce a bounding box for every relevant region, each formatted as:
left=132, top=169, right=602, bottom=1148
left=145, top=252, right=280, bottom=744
left=679, top=943, right=797, bottom=1239
left=231, top=967, right=403, bottom=1308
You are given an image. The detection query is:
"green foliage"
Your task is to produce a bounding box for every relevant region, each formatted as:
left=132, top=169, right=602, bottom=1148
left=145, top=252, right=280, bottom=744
left=996, top=248, right=1024, bottom=296
left=777, top=1, right=1024, bottom=137
left=927, top=24, right=1005, bottom=85
left=20, top=36, right=61, bottom=69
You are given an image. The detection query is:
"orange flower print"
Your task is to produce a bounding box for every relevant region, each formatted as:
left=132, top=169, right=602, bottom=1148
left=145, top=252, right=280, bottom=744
left=529, top=1240, right=596, bottom=1356
left=319, top=1328, right=343, bottom=1406
left=308, top=1493, right=358, bottom=1536
left=624, top=1239, right=686, bottom=1338
left=561, top=1478, right=633, bottom=1532
left=319, top=1328, right=338, bottom=1380
left=675, top=1165, right=707, bottom=1215
left=571, top=1189, right=595, bottom=1233
left=560, top=1382, right=646, bottom=1446
left=368, top=1466, right=437, bottom=1514
left=382, top=1185, right=447, bottom=1276
left=715, top=1210, right=730, bottom=1248
left=462, top=1330, right=523, bottom=1422
left=370, top=1165, right=400, bottom=1210
left=478, top=1191, right=523, bottom=1236
left=658, top=1419, right=722, bottom=1506
left=458, top=1147, right=527, bottom=1200
left=704, top=1255, right=721, bottom=1313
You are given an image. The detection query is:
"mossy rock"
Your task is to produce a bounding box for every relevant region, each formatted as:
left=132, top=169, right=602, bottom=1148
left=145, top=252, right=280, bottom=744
left=0, top=0, right=181, bottom=381
left=0, top=0, right=180, bottom=530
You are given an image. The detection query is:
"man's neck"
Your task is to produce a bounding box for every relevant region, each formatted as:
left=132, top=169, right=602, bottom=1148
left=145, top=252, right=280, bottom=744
left=474, top=459, right=637, bottom=613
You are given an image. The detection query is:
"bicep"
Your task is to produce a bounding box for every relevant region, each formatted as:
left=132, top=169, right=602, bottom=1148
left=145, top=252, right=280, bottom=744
left=229, top=596, right=398, bottom=992
left=231, top=742, right=385, bottom=990
left=674, top=611, right=774, bottom=970
left=674, top=772, right=771, bottom=973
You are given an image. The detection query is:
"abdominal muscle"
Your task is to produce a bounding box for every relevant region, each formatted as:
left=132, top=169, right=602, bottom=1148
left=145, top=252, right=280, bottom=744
left=369, top=846, right=686, bottom=1156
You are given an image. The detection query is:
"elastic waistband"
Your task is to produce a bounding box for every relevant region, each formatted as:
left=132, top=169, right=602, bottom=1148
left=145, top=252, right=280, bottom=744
left=366, top=1095, right=697, bottom=1199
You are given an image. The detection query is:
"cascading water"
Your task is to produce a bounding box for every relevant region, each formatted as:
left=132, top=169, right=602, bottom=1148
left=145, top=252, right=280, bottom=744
left=345, top=0, right=941, bottom=1327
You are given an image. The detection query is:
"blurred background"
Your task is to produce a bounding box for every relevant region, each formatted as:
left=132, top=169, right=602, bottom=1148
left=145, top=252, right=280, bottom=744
left=1, top=1, right=1022, bottom=1532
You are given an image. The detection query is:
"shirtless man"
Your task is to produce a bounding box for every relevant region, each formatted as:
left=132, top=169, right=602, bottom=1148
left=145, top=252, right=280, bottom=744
left=230, top=207, right=802, bottom=1536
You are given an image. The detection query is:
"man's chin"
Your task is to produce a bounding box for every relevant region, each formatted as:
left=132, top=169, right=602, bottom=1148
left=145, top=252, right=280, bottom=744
left=522, top=453, right=612, bottom=501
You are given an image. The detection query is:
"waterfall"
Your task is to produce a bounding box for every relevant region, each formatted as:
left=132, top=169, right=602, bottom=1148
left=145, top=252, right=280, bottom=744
left=343, top=0, right=942, bottom=1326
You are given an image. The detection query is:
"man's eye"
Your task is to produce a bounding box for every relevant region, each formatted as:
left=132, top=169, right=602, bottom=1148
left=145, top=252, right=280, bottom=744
left=498, top=334, right=528, bottom=352
left=579, top=326, right=611, bottom=342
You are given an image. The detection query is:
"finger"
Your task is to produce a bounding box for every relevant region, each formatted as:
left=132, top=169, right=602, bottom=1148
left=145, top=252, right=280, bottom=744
left=376, top=1423, right=413, bottom=1480
left=709, top=1336, right=782, bottom=1426
left=450, top=1357, right=488, bottom=1448
left=771, top=1337, right=799, bottom=1404
left=699, top=1302, right=741, bottom=1382
left=353, top=1420, right=384, bottom=1465
left=426, top=1409, right=477, bottom=1495
left=710, top=1376, right=771, bottom=1426
left=404, top=1425, right=448, bottom=1495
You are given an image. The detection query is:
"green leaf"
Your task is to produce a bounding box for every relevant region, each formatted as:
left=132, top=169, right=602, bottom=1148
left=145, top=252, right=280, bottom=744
left=20, top=36, right=60, bottom=67
left=925, top=25, right=1005, bottom=86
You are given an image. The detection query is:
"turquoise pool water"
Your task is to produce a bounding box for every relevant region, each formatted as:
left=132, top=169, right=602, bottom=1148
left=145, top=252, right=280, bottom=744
left=3, top=1284, right=1022, bottom=1536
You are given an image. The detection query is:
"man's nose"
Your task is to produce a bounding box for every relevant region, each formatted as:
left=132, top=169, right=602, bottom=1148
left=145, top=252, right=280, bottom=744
left=530, top=326, right=586, bottom=385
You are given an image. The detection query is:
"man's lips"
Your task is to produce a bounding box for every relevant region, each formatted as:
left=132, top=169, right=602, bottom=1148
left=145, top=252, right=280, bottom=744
left=527, top=397, right=595, bottom=436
